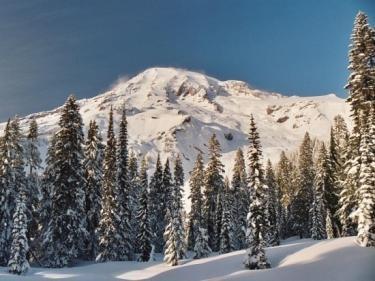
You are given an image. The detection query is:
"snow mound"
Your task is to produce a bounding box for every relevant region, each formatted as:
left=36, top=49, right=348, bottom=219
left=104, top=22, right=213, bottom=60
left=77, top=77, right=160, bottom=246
left=0, top=237, right=373, bottom=281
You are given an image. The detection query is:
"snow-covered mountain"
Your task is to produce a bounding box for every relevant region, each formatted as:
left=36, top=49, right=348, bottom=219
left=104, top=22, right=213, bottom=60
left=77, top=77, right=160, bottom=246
left=0, top=67, right=351, bottom=197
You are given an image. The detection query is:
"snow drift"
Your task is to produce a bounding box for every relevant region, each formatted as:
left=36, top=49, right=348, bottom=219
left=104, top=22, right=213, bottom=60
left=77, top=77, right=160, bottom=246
left=0, top=237, right=373, bottom=281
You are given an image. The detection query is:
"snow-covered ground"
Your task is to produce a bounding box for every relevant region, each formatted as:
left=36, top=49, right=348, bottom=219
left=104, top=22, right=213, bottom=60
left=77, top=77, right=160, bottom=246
left=0, top=237, right=373, bottom=281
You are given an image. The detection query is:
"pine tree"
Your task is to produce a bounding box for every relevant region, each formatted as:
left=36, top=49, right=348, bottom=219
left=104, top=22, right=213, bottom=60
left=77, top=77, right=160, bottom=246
left=8, top=178, right=30, bottom=275
left=163, top=209, right=179, bottom=266
left=193, top=227, right=211, bottom=259
left=173, top=154, right=186, bottom=259
left=244, top=115, right=270, bottom=270
left=24, top=118, right=42, bottom=243
left=96, top=107, right=123, bottom=262
left=149, top=154, right=165, bottom=253
left=187, top=152, right=205, bottom=251
left=291, top=132, right=314, bottom=238
left=0, top=119, right=17, bottom=265
left=326, top=210, right=334, bottom=239
left=116, top=107, right=133, bottom=260
left=339, top=121, right=361, bottom=237
left=265, top=160, right=280, bottom=246
left=345, top=12, right=375, bottom=131
left=311, top=143, right=328, bottom=240
left=231, top=148, right=248, bottom=250
left=40, top=96, right=87, bottom=267
left=353, top=107, right=375, bottom=247
left=128, top=151, right=140, bottom=252
left=340, top=12, right=375, bottom=239
left=219, top=177, right=234, bottom=254
left=136, top=157, right=152, bottom=262
left=276, top=151, right=295, bottom=238
left=6, top=118, right=30, bottom=274
left=38, top=134, right=57, bottom=262
left=83, top=120, right=104, bottom=260
left=203, top=133, right=224, bottom=251
left=163, top=158, right=173, bottom=217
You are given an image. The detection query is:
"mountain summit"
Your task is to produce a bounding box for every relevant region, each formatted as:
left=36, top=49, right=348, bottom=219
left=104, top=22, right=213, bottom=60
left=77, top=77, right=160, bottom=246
left=0, top=67, right=350, bottom=180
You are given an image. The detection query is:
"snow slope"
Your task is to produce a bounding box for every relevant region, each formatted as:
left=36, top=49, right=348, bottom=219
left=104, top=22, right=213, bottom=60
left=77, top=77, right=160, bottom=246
left=0, top=237, right=373, bottom=281
left=0, top=67, right=351, bottom=201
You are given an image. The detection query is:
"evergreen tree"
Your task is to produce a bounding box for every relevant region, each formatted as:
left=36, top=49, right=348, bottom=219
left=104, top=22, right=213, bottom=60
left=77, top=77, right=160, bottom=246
left=136, top=157, right=152, bottom=262
left=340, top=12, right=375, bottom=239
left=128, top=151, right=140, bottom=252
left=96, top=107, right=123, bottom=262
left=116, top=108, right=133, bottom=260
left=187, top=152, right=205, bottom=250
left=8, top=178, right=29, bottom=275
left=40, top=95, right=87, bottom=267
left=0, top=119, right=17, bottom=265
left=345, top=12, right=375, bottom=131
left=291, top=132, right=314, bottom=238
left=24, top=118, right=42, bottom=243
left=193, top=227, right=211, bottom=259
left=353, top=107, right=375, bottom=247
left=5, top=118, right=29, bottom=274
left=203, top=133, right=224, bottom=251
left=244, top=115, right=270, bottom=270
left=230, top=148, right=248, bottom=250
left=162, top=158, right=173, bottom=217
left=265, top=159, right=280, bottom=246
left=219, top=177, right=234, bottom=254
left=83, top=120, right=104, bottom=260
left=149, top=154, right=165, bottom=253
left=38, top=134, right=57, bottom=262
left=326, top=210, right=334, bottom=239
left=311, top=144, right=328, bottom=240
left=173, top=154, right=186, bottom=259
left=163, top=209, right=179, bottom=266
left=276, top=151, right=295, bottom=238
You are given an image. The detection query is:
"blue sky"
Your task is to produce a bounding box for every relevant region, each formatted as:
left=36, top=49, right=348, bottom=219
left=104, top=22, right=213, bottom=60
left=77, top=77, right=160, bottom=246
left=0, top=0, right=373, bottom=121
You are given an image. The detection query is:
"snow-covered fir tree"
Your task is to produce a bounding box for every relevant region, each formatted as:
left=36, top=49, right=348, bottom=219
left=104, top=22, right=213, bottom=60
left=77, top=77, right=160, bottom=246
left=83, top=120, right=104, bottom=260
left=193, top=227, right=211, bottom=259
left=291, top=132, right=314, bottom=238
left=219, top=177, right=234, bottom=254
left=162, top=158, right=173, bottom=217
left=38, top=134, right=57, bottom=263
left=326, top=210, right=334, bottom=239
left=0, top=119, right=17, bottom=265
left=173, top=154, right=186, bottom=259
left=265, top=159, right=280, bottom=246
left=96, top=107, right=122, bottom=262
left=24, top=118, right=42, bottom=243
left=203, top=133, right=224, bottom=251
left=276, top=151, right=294, bottom=238
left=6, top=118, right=29, bottom=274
left=149, top=154, right=165, bottom=253
left=8, top=166, right=29, bottom=275
left=128, top=151, right=140, bottom=252
left=230, top=148, right=248, bottom=250
left=187, top=152, right=205, bottom=251
left=136, top=157, right=152, bottom=262
left=40, top=96, right=87, bottom=267
left=353, top=107, right=375, bottom=247
left=163, top=209, right=179, bottom=266
left=116, top=108, right=133, bottom=260
left=340, top=12, right=375, bottom=241
left=311, top=143, right=328, bottom=240
left=244, top=114, right=270, bottom=270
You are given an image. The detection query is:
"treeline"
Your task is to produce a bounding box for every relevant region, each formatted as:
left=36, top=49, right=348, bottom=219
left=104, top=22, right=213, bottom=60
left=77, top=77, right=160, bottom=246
left=0, top=11, right=374, bottom=275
